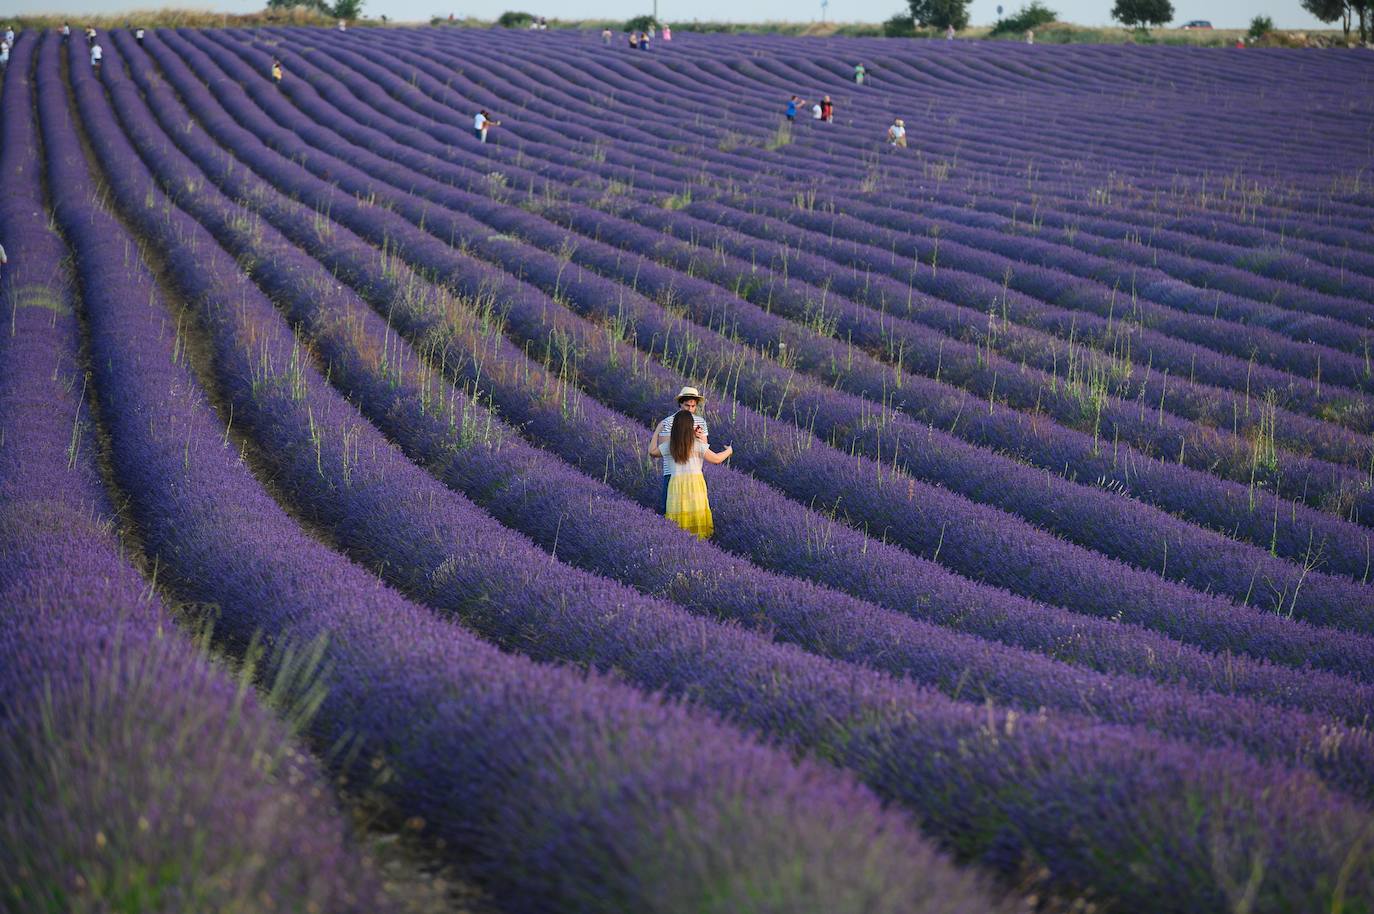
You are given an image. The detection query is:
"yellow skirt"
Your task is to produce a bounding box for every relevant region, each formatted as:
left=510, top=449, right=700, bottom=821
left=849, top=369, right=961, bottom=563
left=666, top=471, right=713, bottom=540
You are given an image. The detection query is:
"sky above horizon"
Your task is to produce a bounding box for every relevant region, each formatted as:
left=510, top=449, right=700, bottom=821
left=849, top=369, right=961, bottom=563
left=8, top=0, right=1335, bottom=31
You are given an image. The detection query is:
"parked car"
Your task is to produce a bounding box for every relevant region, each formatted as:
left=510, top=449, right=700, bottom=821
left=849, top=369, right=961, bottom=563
left=1179, top=19, right=1214, bottom=28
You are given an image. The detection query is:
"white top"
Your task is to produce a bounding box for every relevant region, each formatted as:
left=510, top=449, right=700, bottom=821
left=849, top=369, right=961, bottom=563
left=659, top=439, right=706, bottom=477
left=136, top=28, right=145, bottom=37
left=90, top=44, right=102, bottom=62
left=812, top=103, right=823, bottom=119
left=62, top=25, right=70, bottom=35
left=474, top=112, right=488, bottom=130
left=4, top=30, right=13, bottom=43
left=656, top=412, right=708, bottom=474
left=889, top=123, right=905, bottom=139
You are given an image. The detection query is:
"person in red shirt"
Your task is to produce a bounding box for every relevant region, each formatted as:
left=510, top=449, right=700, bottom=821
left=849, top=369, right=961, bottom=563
left=820, top=96, right=834, bottom=122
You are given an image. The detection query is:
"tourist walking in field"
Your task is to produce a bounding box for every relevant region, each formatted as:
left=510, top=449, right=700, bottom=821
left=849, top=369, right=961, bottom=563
left=474, top=109, right=500, bottom=142
left=662, top=25, right=672, bottom=40
left=661, top=410, right=732, bottom=539
left=3, top=26, right=14, bottom=46
left=640, top=29, right=651, bottom=49
left=271, top=58, right=283, bottom=85
left=135, top=26, right=145, bottom=44
left=785, top=95, right=805, bottom=122
left=812, top=99, right=823, bottom=120
left=946, top=23, right=955, bottom=39
left=887, top=117, right=907, bottom=147
left=649, top=386, right=710, bottom=515
left=602, top=27, right=613, bottom=44
left=90, top=41, right=103, bottom=74
left=1026, top=29, right=1035, bottom=44
left=820, top=95, right=834, bottom=122
left=61, top=23, right=70, bottom=42
left=853, top=62, right=866, bottom=84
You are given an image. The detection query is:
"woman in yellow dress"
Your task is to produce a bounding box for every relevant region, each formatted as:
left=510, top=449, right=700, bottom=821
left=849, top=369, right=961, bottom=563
left=661, top=409, right=732, bottom=540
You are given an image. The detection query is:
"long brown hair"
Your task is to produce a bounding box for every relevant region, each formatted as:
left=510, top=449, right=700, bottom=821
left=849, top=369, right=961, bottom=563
left=669, top=409, right=696, bottom=464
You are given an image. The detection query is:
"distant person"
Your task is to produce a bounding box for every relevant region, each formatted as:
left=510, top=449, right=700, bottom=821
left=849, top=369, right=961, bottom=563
left=84, top=25, right=95, bottom=44
left=646, top=23, right=655, bottom=39
left=135, top=26, right=145, bottom=44
left=640, top=29, right=651, bottom=49
left=662, top=24, right=672, bottom=40
left=649, top=386, right=710, bottom=515
left=271, top=58, right=283, bottom=84
left=0, top=243, right=7, bottom=280
left=61, top=22, right=70, bottom=42
left=90, top=41, right=102, bottom=73
left=628, top=30, right=640, bottom=48
left=337, top=19, right=347, bottom=31
left=946, top=23, right=955, bottom=39
left=661, top=410, right=732, bottom=539
left=853, top=62, right=865, bottom=84
left=1235, top=36, right=1245, bottom=47
left=1026, top=28, right=1034, bottom=44
left=812, top=99, right=823, bottom=120
left=820, top=94, right=833, bottom=122
left=473, top=109, right=500, bottom=142
left=538, top=15, right=548, bottom=29
left=785, top=94, right=804, bottom=122
left=887, top=117, right=906, bottom=147
left=1, top=41, right=9, bottom=69
left=602, top=27, right=613, bottom=44
left=3, top=26, right=14, bottom=45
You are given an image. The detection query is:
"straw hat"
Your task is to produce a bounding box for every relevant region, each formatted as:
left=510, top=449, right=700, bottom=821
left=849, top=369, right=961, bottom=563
left=676, top=386, right=705, bottom=403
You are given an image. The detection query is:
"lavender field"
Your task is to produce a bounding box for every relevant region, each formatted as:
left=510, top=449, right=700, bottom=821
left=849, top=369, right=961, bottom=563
left=3, top=22, right=1374, bottom=913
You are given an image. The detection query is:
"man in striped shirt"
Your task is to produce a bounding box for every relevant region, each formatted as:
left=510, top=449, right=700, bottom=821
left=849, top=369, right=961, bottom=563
left=648, top=386, right=709, bottom=515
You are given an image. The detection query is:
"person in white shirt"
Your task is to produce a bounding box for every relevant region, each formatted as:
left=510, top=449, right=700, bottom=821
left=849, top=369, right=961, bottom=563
left=887, top=117, right=906, bottom=147
left=648, top=386, right=710, bottom=515
left=3, top=27, right=14, bottom=45
left=946, top=24, right=955, bottom=39
left=473, top=110, right=500, bottom=143
left=812, top=101, right=823, bottom=120
left=1, top=41, right=9, bottom=68
left=90, top=42, right=103, bottom=72
left=1026, top=29, right=1035, bottom=44
left=337, top=19, right=347, bottom=31
left=0, top=243, right=8, bottom=282
left=61, top=23, right=71, bottom=42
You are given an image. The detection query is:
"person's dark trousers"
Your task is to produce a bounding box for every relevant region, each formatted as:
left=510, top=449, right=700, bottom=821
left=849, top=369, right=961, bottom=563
left=660, top=474, right=671, bottom=515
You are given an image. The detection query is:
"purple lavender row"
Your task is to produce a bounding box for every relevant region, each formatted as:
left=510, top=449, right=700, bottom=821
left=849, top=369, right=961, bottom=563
left=192, top=33, right=1374, bottom=637
left=51, top=37, right=970, bottom=914
left=105, top=29, right=1374, bottom=802
left=0, top=35, right=385, bottom=912
left=85, top=40, right=1374, bottom=912
left=307, top=29, right=1374, bottom=465
left=148, top=29, right=1374, bottom=687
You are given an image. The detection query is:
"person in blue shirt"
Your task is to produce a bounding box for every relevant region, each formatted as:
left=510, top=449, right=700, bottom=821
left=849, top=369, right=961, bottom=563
left=785, top=95, right=805, bottom=122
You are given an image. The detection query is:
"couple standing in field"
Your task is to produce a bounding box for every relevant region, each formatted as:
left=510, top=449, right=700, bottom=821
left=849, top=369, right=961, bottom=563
left=648, top=386, right=733, bottom=540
